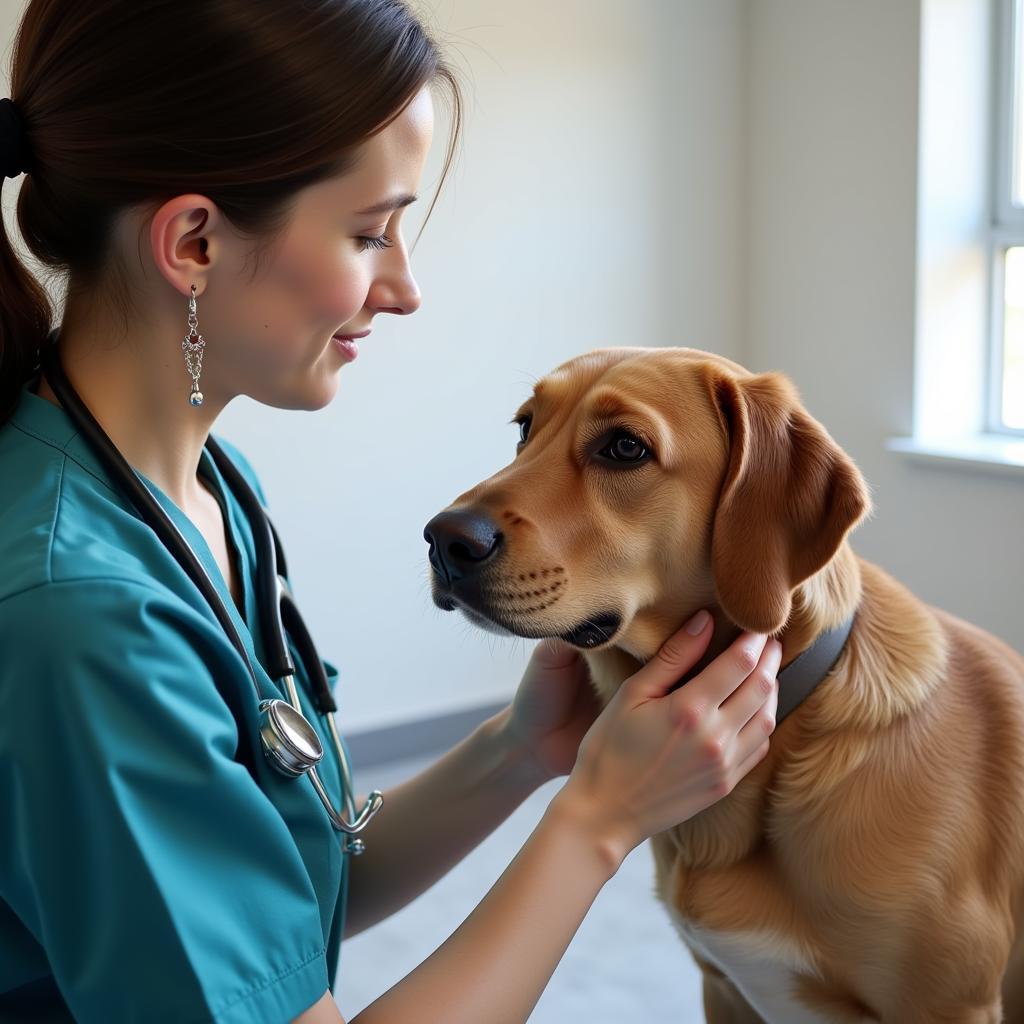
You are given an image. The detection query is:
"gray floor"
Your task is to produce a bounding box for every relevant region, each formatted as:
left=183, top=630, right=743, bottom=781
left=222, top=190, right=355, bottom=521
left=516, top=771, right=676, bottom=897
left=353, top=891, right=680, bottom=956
left=338, top=751, right=706, bottom=1022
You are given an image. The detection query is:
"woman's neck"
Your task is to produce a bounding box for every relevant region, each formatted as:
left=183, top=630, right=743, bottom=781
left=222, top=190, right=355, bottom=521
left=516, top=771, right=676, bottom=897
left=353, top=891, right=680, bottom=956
left=35, top=314, right=226, bottom=516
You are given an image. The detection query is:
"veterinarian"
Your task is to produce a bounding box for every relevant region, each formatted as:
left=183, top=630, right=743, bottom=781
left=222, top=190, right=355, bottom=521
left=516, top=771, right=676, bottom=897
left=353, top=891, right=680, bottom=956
left=0, top=3, right=781, bottom=1022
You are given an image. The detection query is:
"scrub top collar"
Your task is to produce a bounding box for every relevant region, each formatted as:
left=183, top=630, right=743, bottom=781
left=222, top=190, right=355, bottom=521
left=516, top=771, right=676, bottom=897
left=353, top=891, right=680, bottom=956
left=10, top=379, right=263, bottom=676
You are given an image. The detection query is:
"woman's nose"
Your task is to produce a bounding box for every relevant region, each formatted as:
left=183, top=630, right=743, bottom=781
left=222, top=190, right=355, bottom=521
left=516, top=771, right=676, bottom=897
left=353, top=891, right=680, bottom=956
left=368, top=249, right=421, bottom=316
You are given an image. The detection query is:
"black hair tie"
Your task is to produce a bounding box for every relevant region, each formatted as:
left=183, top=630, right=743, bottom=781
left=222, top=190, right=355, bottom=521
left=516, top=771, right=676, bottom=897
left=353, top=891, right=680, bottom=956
left=0, top=98, right=31, bottom=179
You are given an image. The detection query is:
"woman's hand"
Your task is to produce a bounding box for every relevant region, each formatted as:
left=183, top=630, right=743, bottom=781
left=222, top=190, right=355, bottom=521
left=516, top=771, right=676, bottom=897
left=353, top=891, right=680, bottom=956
left=553, top=610, right=782, bottom=866
left=500, top=637, right=604, bottom=785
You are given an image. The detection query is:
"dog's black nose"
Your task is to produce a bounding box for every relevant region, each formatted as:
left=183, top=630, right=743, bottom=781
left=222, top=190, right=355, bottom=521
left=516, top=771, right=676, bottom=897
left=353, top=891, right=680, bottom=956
left=423, top=509, right=503, bottom=585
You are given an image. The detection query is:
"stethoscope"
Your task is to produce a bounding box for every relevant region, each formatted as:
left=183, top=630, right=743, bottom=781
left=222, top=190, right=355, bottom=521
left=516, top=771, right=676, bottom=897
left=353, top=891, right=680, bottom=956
left=37, top=328, right=383, bottom=856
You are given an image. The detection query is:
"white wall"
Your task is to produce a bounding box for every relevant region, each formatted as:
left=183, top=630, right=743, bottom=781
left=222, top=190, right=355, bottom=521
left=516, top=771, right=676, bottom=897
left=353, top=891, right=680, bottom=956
left=7, top=0, right=1015, bottom=734
left=214, top=0, right=746, bottom=731
left=743, top=0, right=1024, bottom=650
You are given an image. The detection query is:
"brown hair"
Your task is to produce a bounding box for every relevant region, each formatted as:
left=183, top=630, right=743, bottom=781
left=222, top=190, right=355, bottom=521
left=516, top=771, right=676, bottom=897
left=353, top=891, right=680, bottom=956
left=0, top=0, right=463, bottom=425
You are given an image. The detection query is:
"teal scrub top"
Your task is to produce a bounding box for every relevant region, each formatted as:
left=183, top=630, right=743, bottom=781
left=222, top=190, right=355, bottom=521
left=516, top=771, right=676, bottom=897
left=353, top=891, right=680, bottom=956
left=0, top=378, right=352, bottom=1023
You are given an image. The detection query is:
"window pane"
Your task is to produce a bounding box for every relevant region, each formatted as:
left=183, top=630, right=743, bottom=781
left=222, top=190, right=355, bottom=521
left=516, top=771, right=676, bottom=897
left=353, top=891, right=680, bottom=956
left=1002, top=248, right=1024, bottom=429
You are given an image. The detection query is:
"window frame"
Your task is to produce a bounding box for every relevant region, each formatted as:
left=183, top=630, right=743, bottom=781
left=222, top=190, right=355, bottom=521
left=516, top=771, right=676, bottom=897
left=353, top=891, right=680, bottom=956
left=990, top=0, right=1024, bottom=435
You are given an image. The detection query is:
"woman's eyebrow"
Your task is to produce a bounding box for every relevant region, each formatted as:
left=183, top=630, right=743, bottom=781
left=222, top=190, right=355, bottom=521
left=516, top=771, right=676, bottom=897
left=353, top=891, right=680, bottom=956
left=355, top=193, right=418, bottom=216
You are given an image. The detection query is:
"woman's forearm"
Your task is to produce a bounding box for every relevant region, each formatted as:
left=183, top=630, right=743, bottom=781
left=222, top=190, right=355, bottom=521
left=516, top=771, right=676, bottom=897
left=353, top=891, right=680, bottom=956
left=349, top=792, right=621, bottom=1024
left=343, top=706, right=550, bottom=938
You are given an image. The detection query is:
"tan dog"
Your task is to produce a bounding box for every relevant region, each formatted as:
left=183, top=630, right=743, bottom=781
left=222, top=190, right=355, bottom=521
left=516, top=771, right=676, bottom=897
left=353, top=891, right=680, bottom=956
left=423, top=347, right=1024, bottom=1023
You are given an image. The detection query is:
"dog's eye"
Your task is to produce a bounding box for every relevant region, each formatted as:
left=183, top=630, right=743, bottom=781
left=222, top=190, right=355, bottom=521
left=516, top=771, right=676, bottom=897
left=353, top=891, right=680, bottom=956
left=599, top=431, right=650, bottom=464
left=516, top=416, right=532, bottom=446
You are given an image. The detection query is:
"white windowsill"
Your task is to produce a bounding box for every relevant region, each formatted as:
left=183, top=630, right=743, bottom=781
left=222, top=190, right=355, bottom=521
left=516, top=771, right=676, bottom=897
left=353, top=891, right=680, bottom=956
left=886, top=434, right=1024, bottom=479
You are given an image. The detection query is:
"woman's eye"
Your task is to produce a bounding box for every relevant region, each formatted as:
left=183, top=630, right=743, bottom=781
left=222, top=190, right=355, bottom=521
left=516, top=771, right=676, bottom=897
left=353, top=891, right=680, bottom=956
left=598, top=431, right=650, bottom=464
left=516, top=416, right=532, bottom=446
left=357, top=234, right=395, bottom=252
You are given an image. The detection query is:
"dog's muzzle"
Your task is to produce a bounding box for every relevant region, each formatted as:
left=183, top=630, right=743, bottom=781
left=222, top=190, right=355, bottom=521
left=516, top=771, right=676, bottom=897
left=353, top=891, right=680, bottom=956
left=423, top=508, right=623, bottom=649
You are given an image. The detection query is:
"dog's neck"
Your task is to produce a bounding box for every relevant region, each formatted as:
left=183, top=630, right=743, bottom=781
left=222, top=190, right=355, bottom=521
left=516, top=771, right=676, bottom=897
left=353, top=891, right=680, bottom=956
left=601, top=544, right=862, bottom=687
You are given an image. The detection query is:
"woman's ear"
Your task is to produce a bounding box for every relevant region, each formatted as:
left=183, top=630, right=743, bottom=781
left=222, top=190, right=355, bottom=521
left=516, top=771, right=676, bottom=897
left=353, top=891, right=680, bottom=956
left=706, top=370, right=872, bottom=634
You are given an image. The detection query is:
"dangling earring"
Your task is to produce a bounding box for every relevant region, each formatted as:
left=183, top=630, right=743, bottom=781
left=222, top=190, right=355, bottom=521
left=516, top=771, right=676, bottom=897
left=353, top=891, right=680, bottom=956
left=182, top=283, right=206, bottom=407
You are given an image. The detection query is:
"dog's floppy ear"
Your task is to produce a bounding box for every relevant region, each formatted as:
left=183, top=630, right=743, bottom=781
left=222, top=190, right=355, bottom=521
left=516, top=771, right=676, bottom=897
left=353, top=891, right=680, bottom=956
left=707, top=370, right=871, bottom=635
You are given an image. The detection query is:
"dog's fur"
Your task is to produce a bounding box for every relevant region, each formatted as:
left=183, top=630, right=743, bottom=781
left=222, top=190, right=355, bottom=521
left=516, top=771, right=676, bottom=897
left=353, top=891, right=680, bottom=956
left=426, top=347, right=1024, bottom=1023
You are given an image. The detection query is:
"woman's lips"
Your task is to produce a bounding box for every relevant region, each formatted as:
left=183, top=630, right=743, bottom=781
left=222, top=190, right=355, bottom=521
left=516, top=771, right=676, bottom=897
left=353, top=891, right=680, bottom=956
left=331, top=329, right=370, bottom=362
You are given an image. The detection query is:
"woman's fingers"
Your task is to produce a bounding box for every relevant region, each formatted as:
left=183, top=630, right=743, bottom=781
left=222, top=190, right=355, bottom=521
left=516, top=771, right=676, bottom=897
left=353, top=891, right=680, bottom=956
left=674, top=630, right=772, bottom=711
left=719, top=637, right=782, bottom=732
left=732, top=662, right=779, bottom=762
left=626, top=609, right=715, bottom=701
left=630, top=618, right=781, bottom=764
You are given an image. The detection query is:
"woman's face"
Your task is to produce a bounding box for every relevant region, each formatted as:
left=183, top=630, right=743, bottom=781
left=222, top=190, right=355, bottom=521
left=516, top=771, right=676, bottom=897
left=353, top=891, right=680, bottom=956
left=193, top=85, right=434, bottom=411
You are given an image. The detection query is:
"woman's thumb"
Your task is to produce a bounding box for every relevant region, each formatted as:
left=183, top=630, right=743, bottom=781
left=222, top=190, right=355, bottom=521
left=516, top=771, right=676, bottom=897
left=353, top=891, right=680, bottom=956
left=628, top=610, right=714, bottom=700
left=530, top=636, right=582, bottom=673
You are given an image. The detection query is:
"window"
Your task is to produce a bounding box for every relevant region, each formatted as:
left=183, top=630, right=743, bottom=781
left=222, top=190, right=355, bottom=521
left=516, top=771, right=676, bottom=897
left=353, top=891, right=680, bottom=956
left=992, top=0, right=1024, bottom=432
left=887, top=0, right=1024, bottom=474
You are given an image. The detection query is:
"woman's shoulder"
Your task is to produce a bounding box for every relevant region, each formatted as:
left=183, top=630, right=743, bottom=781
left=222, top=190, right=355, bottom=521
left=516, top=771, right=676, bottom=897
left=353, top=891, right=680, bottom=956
left=0, top=431, right=170, bottom=606
left=0, top=389, right=267, bottom=604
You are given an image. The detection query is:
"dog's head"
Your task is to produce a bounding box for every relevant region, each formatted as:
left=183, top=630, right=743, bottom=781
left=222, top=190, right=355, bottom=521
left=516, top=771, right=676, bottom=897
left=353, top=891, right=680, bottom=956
left=424, top=347, right=871, bottom=655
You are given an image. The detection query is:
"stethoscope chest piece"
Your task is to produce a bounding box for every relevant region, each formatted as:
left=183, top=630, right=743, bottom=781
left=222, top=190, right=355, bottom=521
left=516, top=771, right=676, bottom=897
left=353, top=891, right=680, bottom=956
left=258, top=698, right=325, bottom=777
